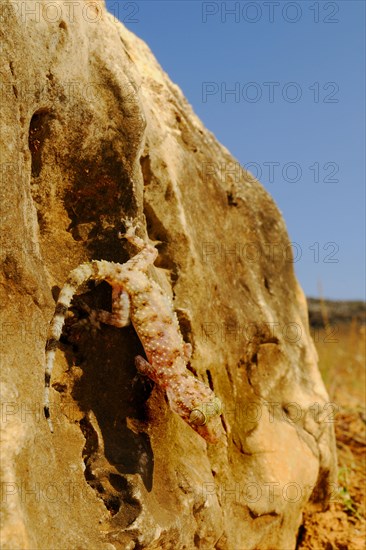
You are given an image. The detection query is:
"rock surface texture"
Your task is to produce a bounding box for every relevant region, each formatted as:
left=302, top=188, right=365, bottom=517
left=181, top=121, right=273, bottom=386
left=0, top=1, right=337, bottom=549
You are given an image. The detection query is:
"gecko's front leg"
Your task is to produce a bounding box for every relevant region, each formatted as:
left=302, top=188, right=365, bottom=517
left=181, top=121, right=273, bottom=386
left=136, top=353, right=223, bottom=443
left=135, top=355, right=161, bottom=384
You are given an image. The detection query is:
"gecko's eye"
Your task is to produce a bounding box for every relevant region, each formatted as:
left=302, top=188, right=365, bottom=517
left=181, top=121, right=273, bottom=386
left=189, top=397, right=223, bottom=426
left=189, top=408, right=207, bottom=426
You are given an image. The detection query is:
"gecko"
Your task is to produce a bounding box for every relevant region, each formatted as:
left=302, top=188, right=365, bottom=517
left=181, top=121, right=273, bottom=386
left=44, top=220, right=223, bottom=443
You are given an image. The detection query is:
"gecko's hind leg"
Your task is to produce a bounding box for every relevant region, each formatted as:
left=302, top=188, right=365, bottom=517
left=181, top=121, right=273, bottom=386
left=121, top=220, right=158, bottom=272
left=77, top=285, right=131, bottom=330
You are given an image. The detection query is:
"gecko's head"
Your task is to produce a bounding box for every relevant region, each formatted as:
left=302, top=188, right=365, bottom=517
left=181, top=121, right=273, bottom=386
left=188, top=396, right=223, bottom=443
left=167, top=377, right=223, bottom=443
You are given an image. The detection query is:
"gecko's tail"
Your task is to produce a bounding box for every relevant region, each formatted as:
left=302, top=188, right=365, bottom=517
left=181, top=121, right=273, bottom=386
left=44, top=262, right=95, bottom=432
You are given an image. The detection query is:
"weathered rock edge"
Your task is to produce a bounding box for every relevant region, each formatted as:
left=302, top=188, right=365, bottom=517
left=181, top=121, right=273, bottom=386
left=0, top=1, right=337, bottom=549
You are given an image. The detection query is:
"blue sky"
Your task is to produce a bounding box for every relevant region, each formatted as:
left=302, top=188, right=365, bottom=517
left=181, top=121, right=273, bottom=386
left=106, top=0, right=365, bottom=300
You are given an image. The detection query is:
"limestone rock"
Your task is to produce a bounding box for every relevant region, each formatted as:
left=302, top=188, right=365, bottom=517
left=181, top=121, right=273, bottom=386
left=0, top=1, right=337, bottom=548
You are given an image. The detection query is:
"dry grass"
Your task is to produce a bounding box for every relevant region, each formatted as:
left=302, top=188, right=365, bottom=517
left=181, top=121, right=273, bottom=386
left=298, top=318, right=366, bottom=549
left=314, top=321, right=365, bottom=405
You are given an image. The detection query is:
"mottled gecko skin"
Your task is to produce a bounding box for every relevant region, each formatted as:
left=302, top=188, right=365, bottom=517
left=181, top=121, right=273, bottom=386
left=44, top=222, right=222, bottom=443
